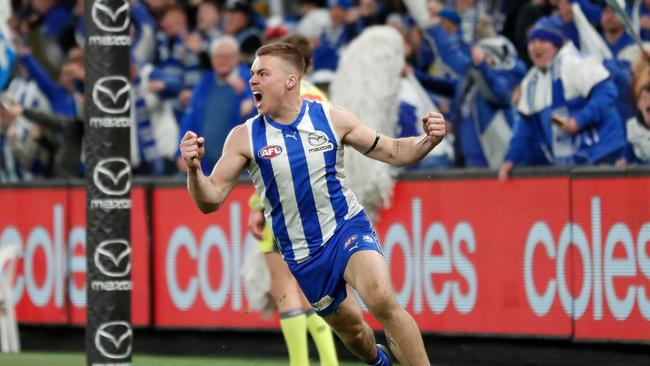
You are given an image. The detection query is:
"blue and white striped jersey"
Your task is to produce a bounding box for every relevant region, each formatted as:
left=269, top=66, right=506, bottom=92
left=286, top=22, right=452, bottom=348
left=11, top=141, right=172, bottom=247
left=246, top=100, right=364, bottom=264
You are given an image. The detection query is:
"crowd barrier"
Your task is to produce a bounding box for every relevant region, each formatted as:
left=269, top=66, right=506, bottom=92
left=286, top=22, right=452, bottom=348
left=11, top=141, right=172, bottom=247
left=1, top=166, right=649, bottom=343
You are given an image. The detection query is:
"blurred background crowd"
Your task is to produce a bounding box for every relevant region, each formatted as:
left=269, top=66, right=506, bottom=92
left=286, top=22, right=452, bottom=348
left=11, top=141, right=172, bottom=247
left=1, top=0, right=650, bottom=183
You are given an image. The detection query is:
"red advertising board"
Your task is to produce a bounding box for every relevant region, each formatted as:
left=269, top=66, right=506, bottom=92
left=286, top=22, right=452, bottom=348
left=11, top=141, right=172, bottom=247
left=570, top=178, right=650, bottom=342
left=371, top=178, right=573, bottom=337
left=0, top=187, right=150, bottom=325
left=3, top=175, right=649, bottom=343
left=151, top=186, right=280, bottom=328
left=0, top=188, right=69, bottom=323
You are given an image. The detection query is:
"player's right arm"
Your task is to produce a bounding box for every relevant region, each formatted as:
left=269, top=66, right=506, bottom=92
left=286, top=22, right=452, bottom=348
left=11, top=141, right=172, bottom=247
left=179, top=125, right=250, bottom=213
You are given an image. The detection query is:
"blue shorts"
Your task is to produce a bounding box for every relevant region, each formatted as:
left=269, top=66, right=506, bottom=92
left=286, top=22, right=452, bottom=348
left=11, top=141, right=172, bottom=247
left=288, top=211, right=383, bottom=316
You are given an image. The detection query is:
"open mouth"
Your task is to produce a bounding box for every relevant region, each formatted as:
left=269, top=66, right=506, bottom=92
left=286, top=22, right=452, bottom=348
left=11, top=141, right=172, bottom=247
left=253, top=92, right=263, bottom=107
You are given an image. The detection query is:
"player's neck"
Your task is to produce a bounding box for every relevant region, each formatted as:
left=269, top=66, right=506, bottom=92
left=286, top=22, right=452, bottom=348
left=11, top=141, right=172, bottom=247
left=268, top=95, right=303, bottom=125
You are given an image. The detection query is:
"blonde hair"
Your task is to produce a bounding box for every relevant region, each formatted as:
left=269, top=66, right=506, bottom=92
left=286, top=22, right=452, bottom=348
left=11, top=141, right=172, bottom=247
left=255, top=42, right=305, bottom=76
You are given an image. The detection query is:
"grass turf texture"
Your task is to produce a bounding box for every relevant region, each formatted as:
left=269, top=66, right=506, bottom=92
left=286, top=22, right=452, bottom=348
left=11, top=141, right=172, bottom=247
left=0, top=352, right=363, bottom=365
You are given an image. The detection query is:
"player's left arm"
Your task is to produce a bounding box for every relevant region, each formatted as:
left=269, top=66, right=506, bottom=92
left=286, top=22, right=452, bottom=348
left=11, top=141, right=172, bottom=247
left=331, top=106, right=445, bottom=167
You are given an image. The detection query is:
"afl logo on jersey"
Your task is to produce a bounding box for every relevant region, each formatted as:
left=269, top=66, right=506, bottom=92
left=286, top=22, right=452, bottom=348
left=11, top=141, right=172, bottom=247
left=258, top=145, right=283, bottom=159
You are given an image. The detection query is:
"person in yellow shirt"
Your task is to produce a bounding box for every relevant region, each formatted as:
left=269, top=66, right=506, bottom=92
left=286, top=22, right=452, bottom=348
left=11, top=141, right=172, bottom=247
left=247, top=33, right=338, bottom=366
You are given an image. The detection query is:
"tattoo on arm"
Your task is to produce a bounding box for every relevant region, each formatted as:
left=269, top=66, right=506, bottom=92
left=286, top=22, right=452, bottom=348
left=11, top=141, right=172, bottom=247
left=392, top=140, right=400, bottom=157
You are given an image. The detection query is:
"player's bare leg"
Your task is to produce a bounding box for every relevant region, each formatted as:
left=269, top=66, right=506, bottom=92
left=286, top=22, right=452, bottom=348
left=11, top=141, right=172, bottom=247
left=345, top=250, right=430, bottom=366
left=323, top=287, right=377, bottom=361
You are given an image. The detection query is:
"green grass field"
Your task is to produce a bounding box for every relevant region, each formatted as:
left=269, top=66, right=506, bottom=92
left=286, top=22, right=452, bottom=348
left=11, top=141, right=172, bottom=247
left=0, top=352, right=363, bottom=366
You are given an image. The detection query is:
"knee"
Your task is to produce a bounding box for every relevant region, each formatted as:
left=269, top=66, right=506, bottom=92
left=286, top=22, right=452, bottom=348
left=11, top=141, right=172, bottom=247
left=340, top=322, right=370, bottom=343
left=367, top=295, right=401, bottom=323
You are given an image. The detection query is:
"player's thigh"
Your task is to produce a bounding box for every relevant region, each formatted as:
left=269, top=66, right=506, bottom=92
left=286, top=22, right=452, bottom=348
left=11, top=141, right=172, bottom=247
left=343, top=250, right=399, bottom=319
left=322, top=286, right=366, bottom=335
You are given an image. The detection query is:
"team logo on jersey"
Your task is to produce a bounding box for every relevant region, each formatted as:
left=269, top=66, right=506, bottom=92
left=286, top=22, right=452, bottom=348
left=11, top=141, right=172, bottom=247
left=308, top=132, right=334, bottom=154
left=308, top=132, right=328, bottom=146
left=258, top=145, right=283, bottom=159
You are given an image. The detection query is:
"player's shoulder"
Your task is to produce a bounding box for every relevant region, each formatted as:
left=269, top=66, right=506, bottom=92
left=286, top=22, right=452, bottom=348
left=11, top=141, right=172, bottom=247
left=329, top=105, right=361, bottom=130
left=225, top=123, right=253, bottom=158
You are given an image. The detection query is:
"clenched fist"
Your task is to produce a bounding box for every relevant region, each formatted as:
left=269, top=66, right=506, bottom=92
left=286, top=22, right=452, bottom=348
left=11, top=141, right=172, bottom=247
left=179, top=131, right=205, bottom=172
left=421, top=112, right=446, bottom=144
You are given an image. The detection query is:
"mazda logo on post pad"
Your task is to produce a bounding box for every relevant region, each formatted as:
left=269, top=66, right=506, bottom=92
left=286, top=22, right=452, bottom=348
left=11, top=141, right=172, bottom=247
left=94, top=239, right=131, bottom=278
left=91, top=0, right=130, bottom=33
left=92, top=76, right=130, bottom=114
left=93, top=157, right=131, bottom=196
left=95, top=321, right=132, bottom=359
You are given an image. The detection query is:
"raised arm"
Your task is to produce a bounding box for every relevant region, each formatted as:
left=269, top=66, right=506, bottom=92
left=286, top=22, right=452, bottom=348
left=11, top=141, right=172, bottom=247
left=332, top=106, right=445, bottom=167
left=179, top=124, right=250, bottom=213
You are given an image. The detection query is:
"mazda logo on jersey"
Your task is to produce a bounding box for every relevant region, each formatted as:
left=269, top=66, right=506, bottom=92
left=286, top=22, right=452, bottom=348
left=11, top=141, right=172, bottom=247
left=91, top=0, right=130, bottom=33
left=95, top=321, right=132, bottom=359
left=308, top=132, right=328, bottom=146
left=92, top=76, right=130, bottom=114
left=258, top=145, right=283, bottom=159
left=94, top=239, right=131, bottom=277
left=93, top=158, right=131, bottom=196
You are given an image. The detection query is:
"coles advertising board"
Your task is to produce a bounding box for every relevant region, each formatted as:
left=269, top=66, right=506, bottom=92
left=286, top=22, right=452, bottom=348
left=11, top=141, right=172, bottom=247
left=0, top=187, right=150, bottom=325
left=1, top=176, right=648, bottom=342
left=150, top=178, right=649, bottom=341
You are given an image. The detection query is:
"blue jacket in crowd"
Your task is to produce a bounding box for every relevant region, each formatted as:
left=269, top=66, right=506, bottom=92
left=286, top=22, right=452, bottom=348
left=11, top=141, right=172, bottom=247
left=426, top=24, right=527, bottom=167
left=506, top=43, right=625, bottom=166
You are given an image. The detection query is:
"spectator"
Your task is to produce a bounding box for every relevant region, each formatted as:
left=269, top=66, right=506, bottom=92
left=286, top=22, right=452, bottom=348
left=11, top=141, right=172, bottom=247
left=600, top=4, right=636, bottom=122
left=17, top=45, right=84, bottom=118
left=630, top=0, right=650, bottom=42
left=131, top=0, right=158, bottom=65
left=18, top=0, right=72, bottom=78
left=312, top=0, right=360, bottom=72
left=502, top=0, right=554, bottom=65
left=193, top=1, right=222, bottom=47
left=155, top=5, right=203, bottom=90
left=155, top=4, right=206, bottom=121
left=499, top=19, right=625, bottom=180
left=223, top=1, right=263, bottom=64
left=296, top=0, right=331, bottom=42
left=131, top=62, right=183, bottom=175
left=425, top=7, right=471, bottom=82
left=426, top=12, right=527, bottom=167
left=632, top=50, right=650, bottom=100
left=0, top=95, right=40, bottom=181
left=0, top=93, right=82, bottom=177
left=177, top=35, right=253, bottom=173
left=544, top=0, right=602, bottom=50
left=625, top=82, right=650, bottom=164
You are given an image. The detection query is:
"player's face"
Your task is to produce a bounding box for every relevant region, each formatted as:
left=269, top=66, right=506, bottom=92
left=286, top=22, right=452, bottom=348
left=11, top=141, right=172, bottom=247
left=249, top=55, right=292, bottom=115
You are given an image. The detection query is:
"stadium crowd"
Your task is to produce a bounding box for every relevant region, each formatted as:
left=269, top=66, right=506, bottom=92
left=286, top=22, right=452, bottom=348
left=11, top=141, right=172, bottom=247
left=1, top=0, right=650, bottom=182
